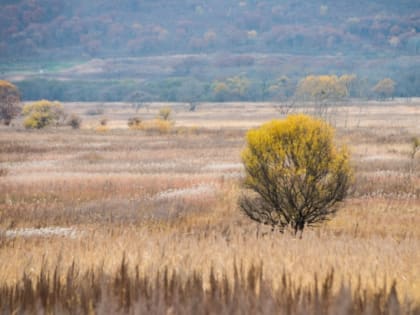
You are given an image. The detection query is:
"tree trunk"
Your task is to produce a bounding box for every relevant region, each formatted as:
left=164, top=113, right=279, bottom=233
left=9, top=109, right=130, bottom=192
left=294, top=220, right=305, bottom=238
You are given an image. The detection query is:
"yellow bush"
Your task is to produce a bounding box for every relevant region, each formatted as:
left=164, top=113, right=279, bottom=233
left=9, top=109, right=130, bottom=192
left=23, top=100, right=65, bottom=129
left=372, top=78, right=395, bottom=99
left=127, top=117, right=142, bottom=129
left=131, top=119, right=173, bottom=134
left=175, top=125, right=200, bottom=135
left=157, top=107, right=172, bottom=121
left=296, top=75, right=348, bottom=101
left=95, top=125, right=109, bottom=132
left=411, top=137, right=420, bottom=159
left=240, top=114, right=352, bottom=235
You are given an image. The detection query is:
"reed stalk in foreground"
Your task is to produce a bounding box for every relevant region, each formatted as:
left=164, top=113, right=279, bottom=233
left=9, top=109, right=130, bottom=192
left=0, top=257, right=418, bottom=315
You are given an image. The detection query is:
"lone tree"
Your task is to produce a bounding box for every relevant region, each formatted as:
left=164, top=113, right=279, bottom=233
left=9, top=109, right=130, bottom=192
left=372, top=78, right=395, bottom=100
left=0, top=80, right=21, bottom=125
left=240, top=114, right=352, bottom=235
left=295, top=75, right=350, bottom=118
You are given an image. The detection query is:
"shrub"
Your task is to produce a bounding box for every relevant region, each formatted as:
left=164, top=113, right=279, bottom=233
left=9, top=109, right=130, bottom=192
left=133, top=119, right=173, bottom=134
left=154, top=119, right=172, bottom=133
left=95, top=118, right=109, bottom=132
left=188, top=102, right=198, bottom=112
left=99, top=118, right=108, bottom=126
left=0, top=168, right=8, bottom=177
left=240, top=114, right=352, bottom=235
left=23, top=100, right=65, bottom=129
left=0, top=80, right=21, bottom=126
left=411, top=137, right=420, bottom=159
left=95, top=125, right=109, bottom=132
left=67, top=114, right=82, bottom=129
left=127, top=117, right=142, bottom=129
left=158, top=107, right=172, bottom=121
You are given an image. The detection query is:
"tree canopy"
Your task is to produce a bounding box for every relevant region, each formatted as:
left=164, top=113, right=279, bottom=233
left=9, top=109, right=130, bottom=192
left=0, top=80, right=21, bottom=125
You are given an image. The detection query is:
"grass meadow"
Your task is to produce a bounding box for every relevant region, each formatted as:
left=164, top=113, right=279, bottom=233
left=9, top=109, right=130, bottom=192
left=0, top=101, right=419, bottom=314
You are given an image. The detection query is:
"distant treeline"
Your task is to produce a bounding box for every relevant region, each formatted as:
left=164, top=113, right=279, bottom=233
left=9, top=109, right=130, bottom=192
left=15, top=71, right=420, bottom=102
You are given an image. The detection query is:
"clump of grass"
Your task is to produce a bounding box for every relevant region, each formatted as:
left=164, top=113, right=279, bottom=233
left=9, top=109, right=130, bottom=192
left=0, top=168, right=8, bottom=177
left=134, top=119, right=174, bottom=134
left=411, top=137, right=420, bottom=159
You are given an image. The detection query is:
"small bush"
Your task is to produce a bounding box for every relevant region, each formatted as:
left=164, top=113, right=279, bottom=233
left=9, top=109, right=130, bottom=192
left=67, top=114, right=82, bottom=129
left=411, top=137, right=420, bottom=159
left=138, top=119, right=173, bottom=134
left=23, top=100, right=65, bottom=129
left=95, top=125, right=109, bottom=132
left=0, top=168, right=8, bottom=177
left=99, top=118, right=108, bottom=126
left=158, top=107, right=172, bottom=121
left=188, top=102, right=198, bottom=112
left=127, top=117, right=142, bottom=129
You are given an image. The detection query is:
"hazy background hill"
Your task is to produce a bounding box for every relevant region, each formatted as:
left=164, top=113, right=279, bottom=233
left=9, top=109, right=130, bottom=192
left=1, top=0, right=419, bottom=101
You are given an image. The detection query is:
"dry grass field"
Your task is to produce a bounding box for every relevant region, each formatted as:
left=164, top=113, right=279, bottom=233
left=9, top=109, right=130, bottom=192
left=0, top=100, right=419, bottom=314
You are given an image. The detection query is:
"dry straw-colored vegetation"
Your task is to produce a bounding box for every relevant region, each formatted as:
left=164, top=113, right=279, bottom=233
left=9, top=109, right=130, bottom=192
left=0, top=101, right=419, bottom=314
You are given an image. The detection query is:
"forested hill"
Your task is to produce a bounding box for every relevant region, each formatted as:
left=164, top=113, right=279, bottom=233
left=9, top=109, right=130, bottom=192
left=1, top=0, right=420, bottom=59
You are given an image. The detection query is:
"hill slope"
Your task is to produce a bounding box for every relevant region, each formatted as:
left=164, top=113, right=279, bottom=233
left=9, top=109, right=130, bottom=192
left=1, top=0, right=419, bottom=59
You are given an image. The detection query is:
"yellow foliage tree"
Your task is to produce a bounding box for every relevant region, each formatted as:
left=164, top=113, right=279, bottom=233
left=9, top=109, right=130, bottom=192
left=296, top=75, right=349, bottom=102
left=240, top=114, right=352, bottom=235
left=212, top=81, right=230, bottom=101
left=157, top=107, right=172, bottom=121
left=212, top=76, right=250, bottom=101
left=23, top=100, right=65, bottom=129
left=0, top=80, right=21, bottom=125
left=372, top=78, right=395, bottom=99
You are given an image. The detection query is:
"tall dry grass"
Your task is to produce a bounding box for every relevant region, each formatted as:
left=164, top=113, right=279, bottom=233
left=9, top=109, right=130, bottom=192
left=1, top=258, right=418, bottom=315
left=0, top=102, right=419, bottom=313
